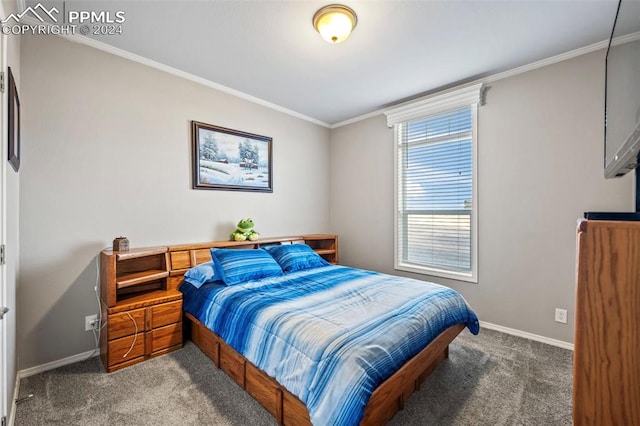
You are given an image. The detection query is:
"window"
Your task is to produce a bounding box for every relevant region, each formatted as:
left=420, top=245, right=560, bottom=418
left=385, top=84, right=481, bottom=283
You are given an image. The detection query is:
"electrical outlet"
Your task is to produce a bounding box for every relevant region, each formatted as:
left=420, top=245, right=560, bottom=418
left=555, top=308, right=568, bottom=324
left=85, top=314, right=98, bottom=331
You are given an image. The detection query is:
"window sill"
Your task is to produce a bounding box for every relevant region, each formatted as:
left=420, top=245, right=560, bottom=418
left=395, top=262, right=477, bottom=284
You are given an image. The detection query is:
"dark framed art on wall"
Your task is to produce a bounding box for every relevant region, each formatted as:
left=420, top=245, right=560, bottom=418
left=7, top=66, right=20, bottom=173
left=191, top=121, right=273, bottom=192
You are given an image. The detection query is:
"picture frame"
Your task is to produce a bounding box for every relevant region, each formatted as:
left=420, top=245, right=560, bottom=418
left=8, top=67, right=20, bottom=173
left=191, top=121, right=273, bottom=192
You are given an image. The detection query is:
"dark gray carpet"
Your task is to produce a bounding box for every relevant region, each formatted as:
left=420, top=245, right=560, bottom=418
left=15, top=328, right=573, bottom=425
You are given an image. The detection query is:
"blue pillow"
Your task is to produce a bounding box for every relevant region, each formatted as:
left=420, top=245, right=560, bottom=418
left=183, top=261, right=218, bottom=289
left=210, top=248, right=283, bottom=286
left=264, top=244, right=330, bottom=273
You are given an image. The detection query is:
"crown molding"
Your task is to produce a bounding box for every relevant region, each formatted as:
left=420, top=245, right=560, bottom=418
left=331, top=31, right=640, bottom=129
left=331, top=109, right=385, bottom=129
left=481, top=40, right=607, bottom=85
left=12, top=10, right=331, bottom=129
left=60, top=33, right=332, bottom=128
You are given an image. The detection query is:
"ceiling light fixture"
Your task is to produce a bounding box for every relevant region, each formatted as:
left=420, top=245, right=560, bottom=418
left=313, top=4, right=357, bottom=44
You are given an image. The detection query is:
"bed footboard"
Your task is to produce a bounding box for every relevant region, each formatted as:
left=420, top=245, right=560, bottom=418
left=361, top=323, right=465, bottom=425
left=186, top=313, right=464, bottom=426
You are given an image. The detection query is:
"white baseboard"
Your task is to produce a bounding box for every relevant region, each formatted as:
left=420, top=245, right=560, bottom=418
left=9, top=349, right=99, bottom=426
left=7, top=368, right=20, bottom=426
left=17, top=349, right=98, bottom=379
left=480, top=321, right=574, bottom=351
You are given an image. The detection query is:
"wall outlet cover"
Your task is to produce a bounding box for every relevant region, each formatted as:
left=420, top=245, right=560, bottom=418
left=555, top=308, right=568, bottom=324
left=85, top=314, right=98, bottom=331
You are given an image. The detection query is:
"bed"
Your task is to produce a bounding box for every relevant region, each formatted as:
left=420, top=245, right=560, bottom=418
left=167, top=236, right=479, bottom=426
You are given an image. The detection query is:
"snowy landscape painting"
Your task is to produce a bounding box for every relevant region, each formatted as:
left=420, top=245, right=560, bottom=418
left=191, top=121, right=272, bottom=192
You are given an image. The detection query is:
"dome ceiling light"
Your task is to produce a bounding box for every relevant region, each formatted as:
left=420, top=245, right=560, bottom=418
left=312, top=4, right=358, bottom=44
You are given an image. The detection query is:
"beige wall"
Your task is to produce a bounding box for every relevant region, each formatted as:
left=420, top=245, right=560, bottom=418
left=330, top=50, right=634, bottom=344
left=18, top=35, right=331, bottom=369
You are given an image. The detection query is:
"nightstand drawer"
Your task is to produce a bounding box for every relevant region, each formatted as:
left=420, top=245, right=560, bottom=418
left=148, top=300, right=182, bottom=329
left=108, top=333, right=145, bottom=366
left=108, top=309, right=145, bottom=340
left=146, top=322, right=182, bottom=354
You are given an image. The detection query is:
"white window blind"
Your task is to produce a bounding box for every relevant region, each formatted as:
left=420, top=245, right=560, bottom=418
left=387, top=84, right=480, bottom=282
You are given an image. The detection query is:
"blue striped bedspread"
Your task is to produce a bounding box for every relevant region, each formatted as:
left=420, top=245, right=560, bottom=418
left=181, top=265, right=479, bottom=425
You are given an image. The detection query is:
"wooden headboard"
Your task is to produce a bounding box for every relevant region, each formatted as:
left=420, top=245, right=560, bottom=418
left=165, top=234, right=338, bottom=290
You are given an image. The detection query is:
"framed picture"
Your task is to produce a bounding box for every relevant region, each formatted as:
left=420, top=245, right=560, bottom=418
left=7, top=67, right=19, bottom=173
left=191, top=121, right=273, bottom=192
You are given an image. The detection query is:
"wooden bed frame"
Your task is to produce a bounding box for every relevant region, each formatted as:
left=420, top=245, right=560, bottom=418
left=166, top=235, right=466, bottom=426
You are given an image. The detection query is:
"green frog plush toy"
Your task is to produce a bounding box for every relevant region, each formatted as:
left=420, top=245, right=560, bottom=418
left=230, top=218, right=260, bottom=242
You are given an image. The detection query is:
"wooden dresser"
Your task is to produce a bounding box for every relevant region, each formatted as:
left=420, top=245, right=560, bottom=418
left=574, top=220, right=640, bottom=425
left=100, top=247, right=183, bottom=372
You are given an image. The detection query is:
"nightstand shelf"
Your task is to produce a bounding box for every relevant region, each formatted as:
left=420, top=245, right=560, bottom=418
left=100, top=247, right=182, bottom=372
left=110, top=289, right=182, bottom=313
left=115, top=246, right=167, bottom=260
left=314, top=249, right=336, bottom=255
left=116, top=269, right=169, bottom=290
left=303, top=234, right=338, bottom=264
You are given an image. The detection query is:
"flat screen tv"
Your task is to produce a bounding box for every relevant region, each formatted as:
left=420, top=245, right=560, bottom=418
left=588, top=0, right=640, bottom=220
left=604, top=0, right=640, bottom=180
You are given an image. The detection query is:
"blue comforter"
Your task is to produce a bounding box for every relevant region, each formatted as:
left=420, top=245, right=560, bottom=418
left=181, top=265, right=479, bottom=425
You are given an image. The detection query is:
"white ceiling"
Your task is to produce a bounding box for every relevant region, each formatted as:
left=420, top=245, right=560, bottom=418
left=27, top=1, right=640, bottom=125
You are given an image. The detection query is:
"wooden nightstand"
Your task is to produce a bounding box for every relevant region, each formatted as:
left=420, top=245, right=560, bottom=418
left=100, top=246, right=182, bottom=372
